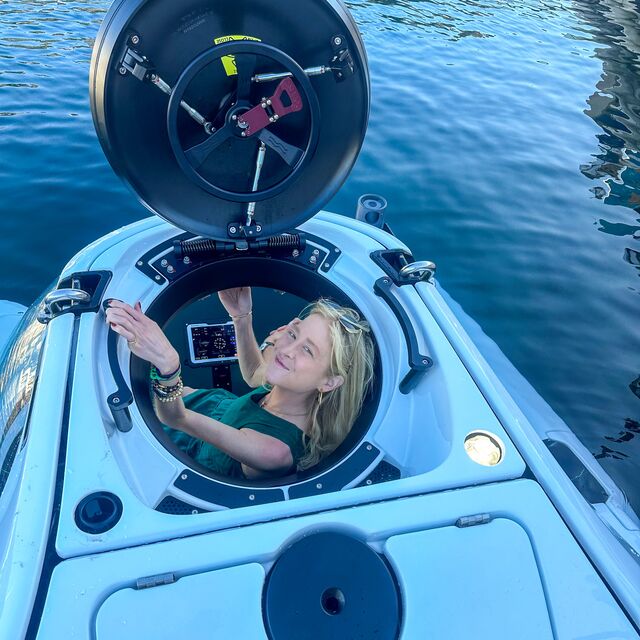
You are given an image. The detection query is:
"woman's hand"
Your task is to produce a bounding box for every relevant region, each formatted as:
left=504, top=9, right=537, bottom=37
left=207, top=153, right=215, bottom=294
left=218, top=287, right=252, bottom=318
left=105, top=300, right=179, bottom=375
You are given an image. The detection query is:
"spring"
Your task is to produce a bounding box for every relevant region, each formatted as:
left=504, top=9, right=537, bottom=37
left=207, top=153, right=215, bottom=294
left=267, top=233, right=302, bottom=248
left=174, top=238, right=217, bottom=259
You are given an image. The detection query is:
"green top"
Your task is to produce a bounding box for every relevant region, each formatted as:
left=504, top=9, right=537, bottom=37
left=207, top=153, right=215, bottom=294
left=163, top=386, right=306, bottom=478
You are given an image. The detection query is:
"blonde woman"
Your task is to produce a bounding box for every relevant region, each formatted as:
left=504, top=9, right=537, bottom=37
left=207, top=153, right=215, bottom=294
left=105, top=289, right=374, bottom=479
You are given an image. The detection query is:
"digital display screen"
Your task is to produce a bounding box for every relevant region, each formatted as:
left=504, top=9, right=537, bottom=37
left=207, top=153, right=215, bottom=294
left=187, top=322, right=238, bottom=364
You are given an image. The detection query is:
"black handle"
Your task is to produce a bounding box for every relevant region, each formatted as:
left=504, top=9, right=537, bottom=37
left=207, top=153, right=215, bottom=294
left=104, top=300, right=133, bottom=432
left=374, top=277, right=433, bottom=394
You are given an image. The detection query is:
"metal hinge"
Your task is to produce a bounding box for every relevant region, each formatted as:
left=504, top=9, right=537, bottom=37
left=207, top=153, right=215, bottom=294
left=136, top=572, right=176, bottom=590
left=455, top=513, right=492, bottom=528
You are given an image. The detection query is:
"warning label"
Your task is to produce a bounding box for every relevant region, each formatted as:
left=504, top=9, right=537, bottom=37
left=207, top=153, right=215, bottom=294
left=213, top=35, right=262, bottom=76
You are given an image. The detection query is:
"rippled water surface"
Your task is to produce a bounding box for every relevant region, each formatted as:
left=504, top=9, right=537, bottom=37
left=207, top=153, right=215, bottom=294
left=1, top=0, right=639, bottom=511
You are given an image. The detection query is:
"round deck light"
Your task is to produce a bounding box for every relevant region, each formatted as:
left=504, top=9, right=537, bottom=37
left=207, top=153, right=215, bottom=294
left=464, top=431, right=504, bottom=466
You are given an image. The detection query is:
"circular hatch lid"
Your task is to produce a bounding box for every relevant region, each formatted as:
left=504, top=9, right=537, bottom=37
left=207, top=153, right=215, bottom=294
left=90, top=0, right=370, bottom=240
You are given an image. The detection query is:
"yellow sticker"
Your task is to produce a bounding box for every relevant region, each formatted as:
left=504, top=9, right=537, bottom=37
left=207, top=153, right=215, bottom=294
left=213, top=35, right=262, bottom=76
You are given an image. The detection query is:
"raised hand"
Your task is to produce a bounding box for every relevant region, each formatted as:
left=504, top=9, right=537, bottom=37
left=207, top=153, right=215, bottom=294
left=105, top=300, right=180, bottom=375
left=218, top=287, right=252, bottom=318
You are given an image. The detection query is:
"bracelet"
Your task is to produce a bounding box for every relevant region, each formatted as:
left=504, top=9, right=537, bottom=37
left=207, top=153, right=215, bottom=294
left=150, top=364, right=181, bottom=382
left=152, top=377, right=184, bottom=402
left=230, top=310, right=252, bottom=320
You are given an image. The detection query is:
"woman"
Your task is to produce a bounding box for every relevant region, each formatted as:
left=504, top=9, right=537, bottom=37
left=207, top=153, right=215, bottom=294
left=105, top=289, right=374, bottom=479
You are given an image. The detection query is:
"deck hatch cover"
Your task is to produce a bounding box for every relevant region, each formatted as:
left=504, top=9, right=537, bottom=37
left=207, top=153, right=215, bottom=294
left=90, top=0, right=370, bottom=240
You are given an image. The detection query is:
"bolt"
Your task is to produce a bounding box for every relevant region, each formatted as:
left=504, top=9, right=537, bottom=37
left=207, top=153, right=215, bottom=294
left=229, top=226, right=237, bottom=234
left=310, top=255, right=317, bottom=264
left=273, top=114, right=279, bottom=121
left=191, top=509, right=198, bottom=514
left=260, top=102, right=267, bottom=108
left=232, top=114, right=237, bottom=120
left=137, top=260, right=143, bottom=266
left=334, top=248, right=339, bottom=253
left=292, top=249, right=300, bottom=258
left=256, top=225, right=262, bottom=232
left=366, top=444, right=372, bottom=451
left=183, top=256, right=191, bottom=265
left=323, top=263, right=331, bottom=269
left=181, top=473, right=187, bottom=480
left=422, top=358, right=428, bottom=365
left=113, top=397, right=120, bottom=404
left=312, top=249, right=319, bottom=255
left=118, top=66, right=127, bottom=75
left=161, top=259, right=168, bottom=267
left=155, top=275, right=162, bottom=281
left=167, top=265, right=175, bottom=274
left=241, top=131, right=246, bottom=136
left=334, top=36, right=343, bottom=46
left=316, top=483, right=323, bottom=489
left=249, top=494, right=255, bottom=501
left=130, top=34, right=140, bottom=45
left=269, top=116, right=275, bottom=123
left=266, top=99, right=272, bottom=106
left=366, top=479, right=372, bottom=485
left=383, top=278, right=390, bottom=285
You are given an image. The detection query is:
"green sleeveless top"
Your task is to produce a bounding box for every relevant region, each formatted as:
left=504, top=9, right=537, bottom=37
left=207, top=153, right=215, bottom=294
left=163, top=387, right=306, bottom=478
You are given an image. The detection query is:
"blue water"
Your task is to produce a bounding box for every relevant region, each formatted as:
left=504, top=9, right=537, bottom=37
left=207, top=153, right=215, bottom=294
left=1, top=0, right=639, bottom=512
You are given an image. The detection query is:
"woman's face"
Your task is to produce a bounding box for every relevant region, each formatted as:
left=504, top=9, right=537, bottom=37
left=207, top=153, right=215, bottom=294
left=265, top=313, right=342, bottom=394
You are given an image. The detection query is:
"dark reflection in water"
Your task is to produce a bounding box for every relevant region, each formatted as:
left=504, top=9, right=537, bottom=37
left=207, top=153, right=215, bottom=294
left=571, top=0, right=640, bottom=465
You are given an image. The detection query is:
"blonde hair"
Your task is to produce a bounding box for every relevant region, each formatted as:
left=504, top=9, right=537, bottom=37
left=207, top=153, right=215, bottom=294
left=296, top=299, right=375, bottom=470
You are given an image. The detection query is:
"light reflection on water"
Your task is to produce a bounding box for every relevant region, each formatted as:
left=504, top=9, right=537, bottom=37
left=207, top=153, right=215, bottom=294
left=0, top=0, right=639, bottom=511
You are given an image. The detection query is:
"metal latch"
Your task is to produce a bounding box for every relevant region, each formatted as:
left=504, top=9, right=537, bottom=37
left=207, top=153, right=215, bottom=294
left=136, top=572, right=176, bottom=590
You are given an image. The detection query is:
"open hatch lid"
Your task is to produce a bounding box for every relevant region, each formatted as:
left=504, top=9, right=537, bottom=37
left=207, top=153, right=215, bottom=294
left=90, top=0, right=370, bottom=240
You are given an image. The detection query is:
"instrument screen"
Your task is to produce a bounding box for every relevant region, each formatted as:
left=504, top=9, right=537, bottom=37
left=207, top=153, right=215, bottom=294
left=187, top=322, right=238, bottom=365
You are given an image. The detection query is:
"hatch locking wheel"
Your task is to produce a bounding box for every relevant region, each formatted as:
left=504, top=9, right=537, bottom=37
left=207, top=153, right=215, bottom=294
left=166, top=41, right=321, bottom=203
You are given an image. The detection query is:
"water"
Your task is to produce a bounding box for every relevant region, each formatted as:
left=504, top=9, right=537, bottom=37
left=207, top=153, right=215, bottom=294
left=1, top=0, right=639, bottom=513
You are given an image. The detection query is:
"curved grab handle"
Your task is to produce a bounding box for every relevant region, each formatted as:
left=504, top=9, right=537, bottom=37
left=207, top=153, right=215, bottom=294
left=104, top=300, right=133, bottom=432
left=374, top=277, right=433, bottom=394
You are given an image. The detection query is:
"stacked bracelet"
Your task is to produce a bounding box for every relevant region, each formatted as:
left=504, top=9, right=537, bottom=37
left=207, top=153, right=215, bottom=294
left=150, top=364, right=181, bottom=382
left=230, top=310, right=252, bottom=320
left=152, top=377, right=184, bottom=402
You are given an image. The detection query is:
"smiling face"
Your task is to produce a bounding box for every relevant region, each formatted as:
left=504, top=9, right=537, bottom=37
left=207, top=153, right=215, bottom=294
left=264, top=313, right=343, bottom=395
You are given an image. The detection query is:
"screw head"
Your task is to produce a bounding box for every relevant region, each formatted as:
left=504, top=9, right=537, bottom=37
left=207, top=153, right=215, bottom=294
left=260, top=102, right=267, bottom=108
left=334, top=36, right=343, bottom=45
left=241, top=131, right=246, bottom=137
left=181, top=473, right=188, bottom=480
left=366, top=479, right=372, bottom=485
left=112, top=397, right=120, bottom=404
left=269, top=116, right=274, bottom=123
left=183, top=256, right=191, bottom=264
left=191, top=509, right=198, bottom=514
left=273, top=114, right=279, bottom=120
left=292, top=249, right=300, bottom=258
left=316, top=483, right=323, bottom=489
left=249, top=494, right=255, bottom=501
left=118, top=66, right=127, bottom=75
left=366, top=444, right=372, bottom=451
left=422, top=358, right=428, bottom=365
left=312, top=249, right=320, bottom=255
left=232, top=114, right=237, bottom=120
left=255, top=225, right=262, bottom=232
left=155, top=275, right=162, bottom=281
left=137, top=260, right=143, bottom=266
left=167, top=265, right=175, bottom=274
left=229, top=226, right=237, bottom=234
left=266, top=99, right=272, bottom=105
left=323, top=262, right=331, bottom=269
left=160, top=259, right=168, bottom=267
left=130, top=34, right=140, bottom=45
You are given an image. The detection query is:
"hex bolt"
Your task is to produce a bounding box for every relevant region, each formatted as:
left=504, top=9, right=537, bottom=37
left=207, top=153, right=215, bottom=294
left=130, top=34, right=140, bottom=45
left=183, top=256, right=191, bottom=265
left=310, top=255, right=317, bottom=264
left=323, top=263, right=331, bottom=269
left=112, top=397, right=120, bottom=404
left=167, top=266, right=175, bottom=274
left=292, top=249, right=300, bottom=258
left=181, top=473, right=188, bottom=480
left=118, top=66, right=127, bottom=75
left=333, top=36, right=342, bottom=46
left=266, top=99, right=272, bottom=106
left=160, top=259, right=168, bottom=267
left=229, top=226, right=237, bottom=234
left=312, top=249, right=319, bottom=255
left=155, top=275, right=162, bottom=281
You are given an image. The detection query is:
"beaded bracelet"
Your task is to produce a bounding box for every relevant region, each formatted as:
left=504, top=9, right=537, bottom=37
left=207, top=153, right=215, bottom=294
left=152, top=377, right=184, bottom=402
left=150, top=364, right=181, bottom=382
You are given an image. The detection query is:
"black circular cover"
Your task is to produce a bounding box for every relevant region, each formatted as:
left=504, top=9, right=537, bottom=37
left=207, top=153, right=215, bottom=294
left=90, top=0, right=369, bottom=239
left=263, top=531, right=401, bottom=640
